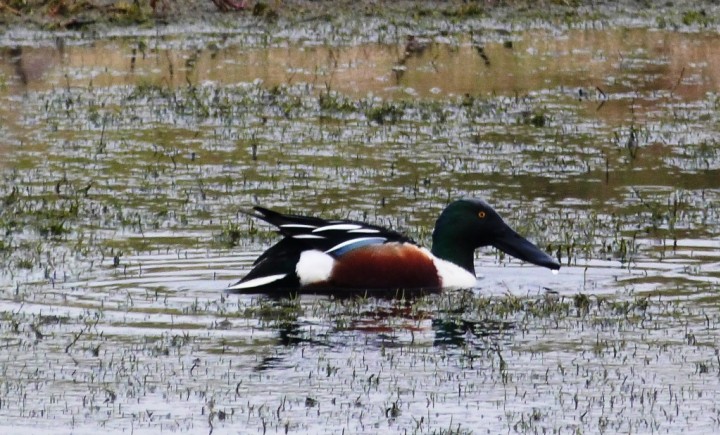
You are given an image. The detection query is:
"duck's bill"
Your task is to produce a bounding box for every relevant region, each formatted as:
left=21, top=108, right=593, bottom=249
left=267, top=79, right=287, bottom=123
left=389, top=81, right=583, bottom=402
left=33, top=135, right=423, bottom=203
left=492, top=228, right=561, bottom=270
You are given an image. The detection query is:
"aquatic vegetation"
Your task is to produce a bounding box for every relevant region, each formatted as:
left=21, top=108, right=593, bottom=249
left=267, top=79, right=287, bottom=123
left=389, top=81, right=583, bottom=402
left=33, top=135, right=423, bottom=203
left=682, top=9, right=712, bottom=26
left=2, top=12, right=720, bottom=434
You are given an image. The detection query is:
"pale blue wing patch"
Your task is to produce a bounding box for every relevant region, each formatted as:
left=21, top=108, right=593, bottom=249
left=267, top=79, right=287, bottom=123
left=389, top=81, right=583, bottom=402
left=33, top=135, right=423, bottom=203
left=324, top=237, right=387, bottom=256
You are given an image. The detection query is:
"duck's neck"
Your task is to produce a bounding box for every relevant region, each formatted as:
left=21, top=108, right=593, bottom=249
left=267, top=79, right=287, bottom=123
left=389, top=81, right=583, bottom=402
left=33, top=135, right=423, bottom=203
left=431, top=237, right=476, bottom=276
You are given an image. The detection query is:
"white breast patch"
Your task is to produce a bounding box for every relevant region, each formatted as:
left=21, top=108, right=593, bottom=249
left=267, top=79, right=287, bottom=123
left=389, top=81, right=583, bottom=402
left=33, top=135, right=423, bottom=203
left=420, top=248, right=477, bottom=289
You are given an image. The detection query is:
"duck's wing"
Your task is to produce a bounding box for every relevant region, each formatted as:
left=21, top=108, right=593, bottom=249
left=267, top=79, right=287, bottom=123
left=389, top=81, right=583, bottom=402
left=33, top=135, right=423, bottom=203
left=227, top=206, right=415, bottom=293
left=250, top=206, right=413, bottom=259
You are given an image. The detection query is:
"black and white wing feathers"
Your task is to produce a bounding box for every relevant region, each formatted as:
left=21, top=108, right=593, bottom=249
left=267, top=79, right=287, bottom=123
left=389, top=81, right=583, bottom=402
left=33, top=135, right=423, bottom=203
left=250, top=206, right=414, bottom=257
left=227, top=206, right=416, bottom=293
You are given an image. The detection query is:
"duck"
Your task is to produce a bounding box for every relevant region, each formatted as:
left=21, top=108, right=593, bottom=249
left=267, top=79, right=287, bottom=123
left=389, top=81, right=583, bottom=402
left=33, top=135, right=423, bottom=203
left=227, top=199, right=560, bottom=294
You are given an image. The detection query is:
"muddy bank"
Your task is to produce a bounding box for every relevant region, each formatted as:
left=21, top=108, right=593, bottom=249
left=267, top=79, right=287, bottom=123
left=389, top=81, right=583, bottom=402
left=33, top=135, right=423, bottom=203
left=1, top=0, right=719, bottom=35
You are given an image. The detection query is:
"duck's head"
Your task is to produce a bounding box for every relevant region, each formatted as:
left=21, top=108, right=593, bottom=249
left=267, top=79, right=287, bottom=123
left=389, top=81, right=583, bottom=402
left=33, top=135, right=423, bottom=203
left=431, top=198, right=560, bottom=275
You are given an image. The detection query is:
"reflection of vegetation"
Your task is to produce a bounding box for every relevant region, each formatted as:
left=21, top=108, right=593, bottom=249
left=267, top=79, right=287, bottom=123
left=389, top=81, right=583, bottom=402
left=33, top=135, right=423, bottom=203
left=245, top=290, right=655, bottom=358
left=614, top=123, right=643, bottom=160
left=432, top=317, right=514, bottom=347
left=243, top=297, right=303, bottom=326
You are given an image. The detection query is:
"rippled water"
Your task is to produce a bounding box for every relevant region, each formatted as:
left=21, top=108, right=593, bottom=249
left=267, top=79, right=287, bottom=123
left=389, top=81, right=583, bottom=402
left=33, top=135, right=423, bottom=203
left=1, top=20, right=720, bottom=434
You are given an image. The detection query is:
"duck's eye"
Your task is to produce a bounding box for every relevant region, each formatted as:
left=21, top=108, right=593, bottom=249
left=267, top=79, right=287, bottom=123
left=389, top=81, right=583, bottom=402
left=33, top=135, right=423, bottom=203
left=478, top=211, right=486, bottom=219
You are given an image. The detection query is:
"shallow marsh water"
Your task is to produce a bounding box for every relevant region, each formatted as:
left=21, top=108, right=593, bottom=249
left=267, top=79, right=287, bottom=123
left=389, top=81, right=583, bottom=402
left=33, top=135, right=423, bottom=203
left=1, top=16, right=720, bottom=434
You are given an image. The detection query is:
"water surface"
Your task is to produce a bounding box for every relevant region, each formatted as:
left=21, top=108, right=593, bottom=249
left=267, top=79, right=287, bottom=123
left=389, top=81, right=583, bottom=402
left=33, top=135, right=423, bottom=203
left=1, top=22, right=720, bottom=434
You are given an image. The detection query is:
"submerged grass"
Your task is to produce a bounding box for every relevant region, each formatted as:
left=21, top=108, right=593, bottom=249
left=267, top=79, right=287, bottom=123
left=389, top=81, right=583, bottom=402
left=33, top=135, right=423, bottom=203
left=2, top=76, right=719, bottom=284
left=3, top=285, right=716, bottom=433
left=2, top=16, right=720, bottom=433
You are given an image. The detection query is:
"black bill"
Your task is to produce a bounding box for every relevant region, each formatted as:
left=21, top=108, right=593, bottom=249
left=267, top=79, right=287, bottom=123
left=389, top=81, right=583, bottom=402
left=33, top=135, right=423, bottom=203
left=492, top=226, right=560, bottom=270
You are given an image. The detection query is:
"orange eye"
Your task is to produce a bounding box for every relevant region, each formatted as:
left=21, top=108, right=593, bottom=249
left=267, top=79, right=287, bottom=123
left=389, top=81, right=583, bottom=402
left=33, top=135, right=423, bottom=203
left=478, top=211, right=486, bottom=218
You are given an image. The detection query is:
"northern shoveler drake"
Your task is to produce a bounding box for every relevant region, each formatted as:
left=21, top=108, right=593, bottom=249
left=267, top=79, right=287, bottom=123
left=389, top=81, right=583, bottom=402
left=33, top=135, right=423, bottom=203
left=227, top=199, right=560, bottom=294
